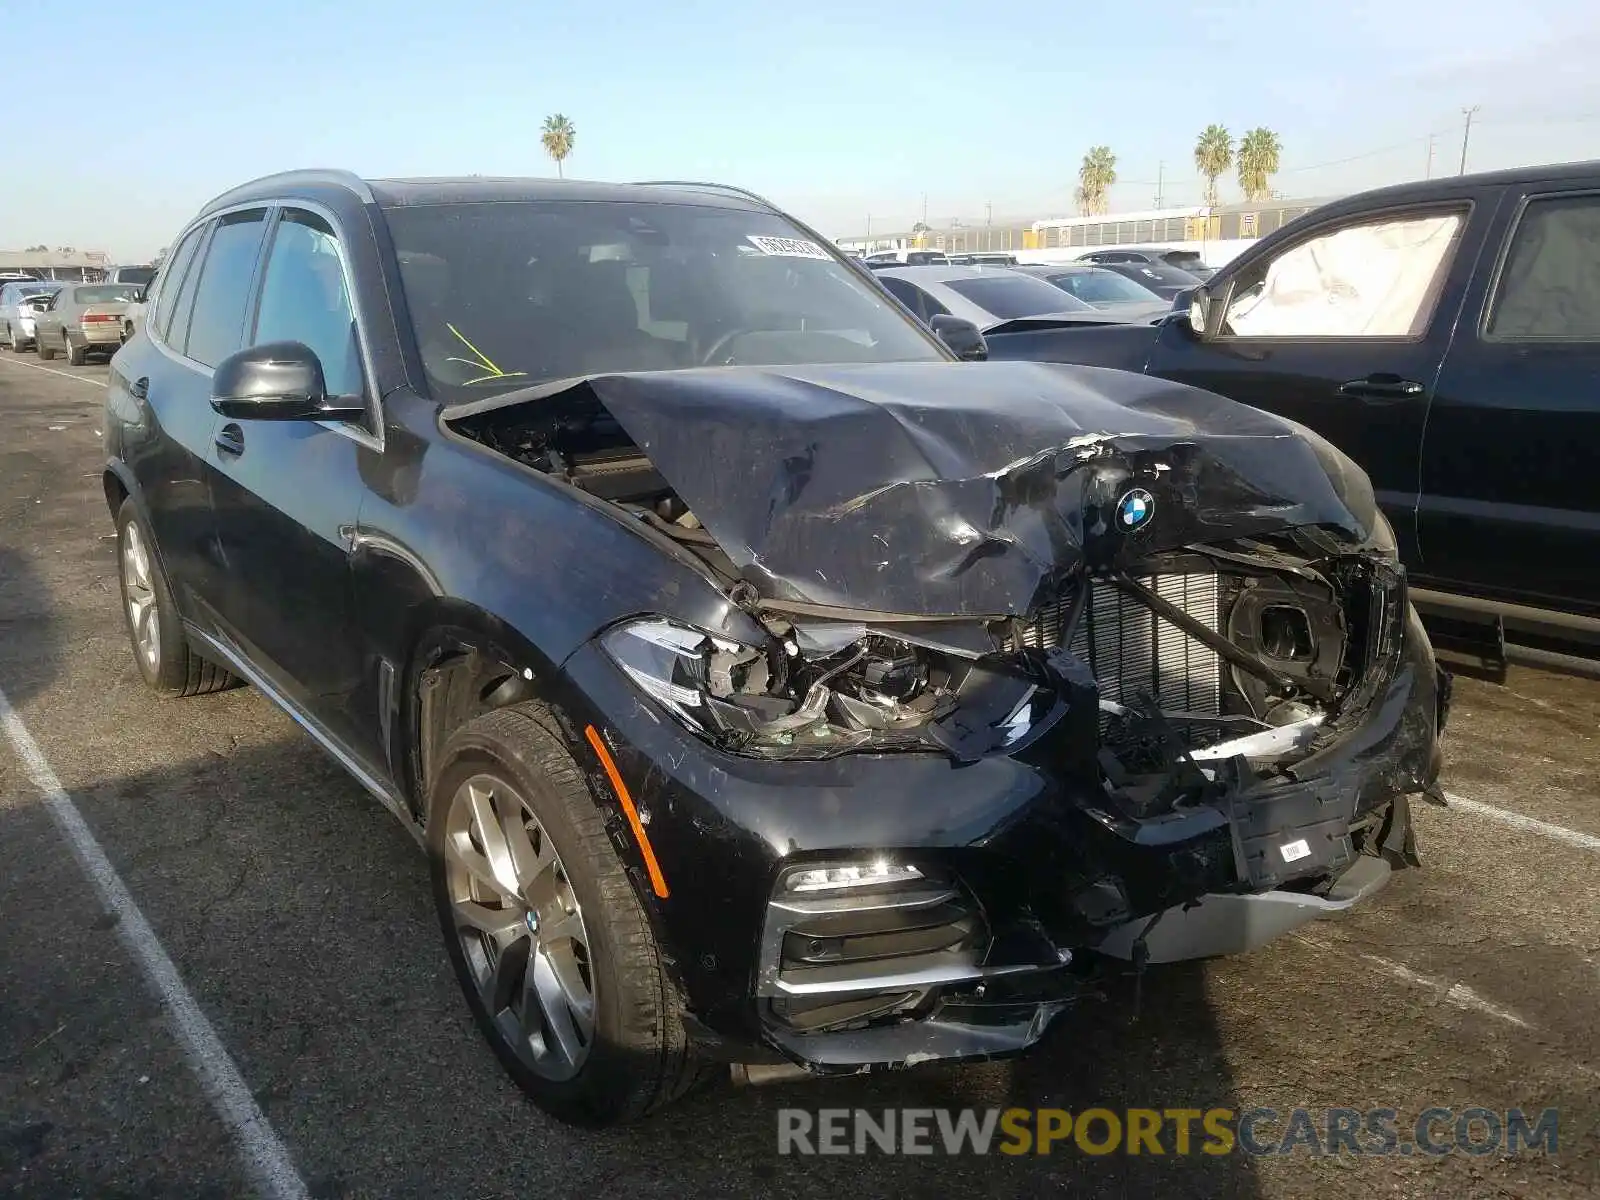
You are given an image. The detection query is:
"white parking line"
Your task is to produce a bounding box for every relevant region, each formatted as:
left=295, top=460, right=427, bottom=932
left=0, top=685, right=310, bottom=1200
left=0, top=355, right=105, bottom=387
left=1358, top=953, right=1533, bottom=1028
left=1443, top=790, right=1600, bottom=854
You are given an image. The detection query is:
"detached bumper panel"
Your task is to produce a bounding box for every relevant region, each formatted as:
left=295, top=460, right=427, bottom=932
left=1094, top=855, right=1392, bottom=964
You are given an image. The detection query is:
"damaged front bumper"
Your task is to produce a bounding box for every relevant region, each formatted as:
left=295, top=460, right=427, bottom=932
left=563, top=600, right=1443, bottom=1074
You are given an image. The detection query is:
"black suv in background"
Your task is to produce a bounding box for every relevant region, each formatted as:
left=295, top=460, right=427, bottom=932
left=103, top=170, right=1443, bottom=1124
left=1050, top=162, right=1600, bottom=672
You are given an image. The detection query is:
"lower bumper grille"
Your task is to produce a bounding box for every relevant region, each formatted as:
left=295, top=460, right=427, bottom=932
left=1016, top=574, right=1224, bottom=716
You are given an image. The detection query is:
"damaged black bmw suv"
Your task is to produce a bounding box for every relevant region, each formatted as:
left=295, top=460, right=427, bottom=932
left=104, top=171, right=1447, bottom=1125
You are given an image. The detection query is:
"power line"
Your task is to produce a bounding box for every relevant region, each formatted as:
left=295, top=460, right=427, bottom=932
left=1459, top=105, right=1481, bottom=175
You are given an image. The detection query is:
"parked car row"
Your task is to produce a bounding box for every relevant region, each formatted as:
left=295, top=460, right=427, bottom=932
left=1, top=272, right=151, bottom=362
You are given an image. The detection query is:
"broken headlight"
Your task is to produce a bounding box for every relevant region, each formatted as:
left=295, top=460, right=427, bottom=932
left=599, top=617, right=981, bottom=757
left=600, top=618, right=781, bottom=736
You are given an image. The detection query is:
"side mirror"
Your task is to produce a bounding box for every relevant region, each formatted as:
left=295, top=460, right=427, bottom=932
left=211, top=341, right=365, bottom=421
left=930, top=314, right=989, bottom=362
left=1174, top=287, right=1209, bottom=338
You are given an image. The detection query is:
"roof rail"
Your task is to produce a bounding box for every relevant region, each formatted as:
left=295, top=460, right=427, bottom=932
left=633, top=180, right=781, bottom=213
left=199, top=168, right=374, bottom=215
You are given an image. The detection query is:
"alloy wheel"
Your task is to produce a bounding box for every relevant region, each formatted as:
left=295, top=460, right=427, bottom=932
left=121, top=521, right=161, bottom=670
left=443, top=774, right=595, bottom=1081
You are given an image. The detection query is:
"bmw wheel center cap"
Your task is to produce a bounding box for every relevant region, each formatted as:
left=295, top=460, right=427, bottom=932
left=1116, top=487, right=1155, bottom=531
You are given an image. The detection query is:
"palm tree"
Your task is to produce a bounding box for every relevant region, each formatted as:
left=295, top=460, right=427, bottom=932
left=1075, top=146, right=1117, bottom=216
left=1193, top=124, right=1233, bottom=205
left=541, top=113, right=576, bottom=178
left=1236, top=128, right=1283, bottom=202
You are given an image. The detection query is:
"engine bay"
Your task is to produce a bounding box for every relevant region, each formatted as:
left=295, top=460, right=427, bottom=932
left=448, top=394, right=1407, bottom=800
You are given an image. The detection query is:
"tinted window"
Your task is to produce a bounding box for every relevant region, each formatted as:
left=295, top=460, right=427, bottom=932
left=183, top=210, right=267, bottom=366
left=1488, top=194, right=1600, bottom=340
left=4, top=283, right=57, bottom=302
left=1048, top=270, right=1162, bottom=305
left=73, top=285, right=141, bottom=304
left=878, top=276, right=947, bottom=322
left=112, top=267, right=156, bottom=286
left=253, top=211, right=364, bottom=396
left=153, top=225, right=206, bottom=343
left=942, top=273, right=1093, bottom=319
left=385, top=201, right=941, bottom=400
left=1126, top=263, right=1202, bottom=288
left=1222, top=210, right=1463, bottom=338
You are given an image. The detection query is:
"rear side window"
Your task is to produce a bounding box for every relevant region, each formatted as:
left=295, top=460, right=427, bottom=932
left=183, top=210, right=268, bottom=367
left=1487, top=194, right=1600, bottom=340
left=1221, top=208, right=1465, bottom=338
left=155, top=225, right=208, bottom=345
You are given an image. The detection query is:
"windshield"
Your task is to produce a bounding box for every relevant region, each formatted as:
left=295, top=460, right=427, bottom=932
left=73, top=285, right=140, bottom=304
left=17, top=284, right=60, bottom=299
left=942, top=273, right=1094, bottom=319
left=111, top=266, right=156, bottom=286
left=1160, top=252, right=1208, bottom=274
left=383, top=201, right=943, bottom=398
left=1046, top=269, right=1162, bottom=306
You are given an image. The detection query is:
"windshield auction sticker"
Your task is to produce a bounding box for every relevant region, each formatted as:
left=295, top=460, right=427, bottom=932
left=746, top=235, right=832, bottom=260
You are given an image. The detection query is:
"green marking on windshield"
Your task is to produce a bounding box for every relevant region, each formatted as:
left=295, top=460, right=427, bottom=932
left=444, top=322, right=528, bottom=385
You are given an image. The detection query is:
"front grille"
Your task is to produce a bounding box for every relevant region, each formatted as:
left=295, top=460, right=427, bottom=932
left=1016, top=574, right=1224, bottom=716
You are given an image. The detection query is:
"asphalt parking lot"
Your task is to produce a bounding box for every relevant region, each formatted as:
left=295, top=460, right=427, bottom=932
left=0, top=354, right=1595, bottom=1199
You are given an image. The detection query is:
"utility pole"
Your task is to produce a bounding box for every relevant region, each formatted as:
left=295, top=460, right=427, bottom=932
left=1154, top=161, right=1164, bottom=208
left=1425, top=134, right=1436, bottom=179
left=921, top=193, right=928, bottom=227
left=985, top=201, right=992, bottom=227
left=1459, top=106, right=1480, bottom=175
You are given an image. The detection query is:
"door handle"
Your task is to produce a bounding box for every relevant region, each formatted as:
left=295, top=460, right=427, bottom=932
left=214, top=423, right=245, bottom=457
left=1338, top=374, right=1425, bottom=401
left=128, top=376, right=149, bottom=400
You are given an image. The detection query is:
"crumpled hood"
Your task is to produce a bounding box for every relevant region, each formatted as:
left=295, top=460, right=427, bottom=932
left=458, top=360, right=1378, bottom=617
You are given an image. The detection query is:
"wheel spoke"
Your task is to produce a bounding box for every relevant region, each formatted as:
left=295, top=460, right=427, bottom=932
left=464, top=782, right=520, bottom=896
left=536, top=906, right=584, bottom=950
left=445, top=832, right=520, bottom=903
left=520, top=837, right=561, bottom=912
left=454, top=899, right=524, bottom=941
left=529, top=947, right=587, bottom=1065
left=488, top=934, right=529, bottom=1015
left=500, top=805, right=546, bottom=893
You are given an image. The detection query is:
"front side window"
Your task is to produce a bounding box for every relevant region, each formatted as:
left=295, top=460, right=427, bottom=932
left=878, top=276, right=947, bottom=322
left=183, top=210, right=268, bottom=367
left=253, top=211, right=363, bottom=396
left=383, top=200, right=943, bottom=401
left=1222, top=209, right=1464, bottom=339
left=1486, top=194, right=1600, bottom=340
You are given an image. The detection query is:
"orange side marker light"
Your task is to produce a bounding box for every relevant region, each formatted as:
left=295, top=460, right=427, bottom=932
left=584, top=724, right=669, bottom=899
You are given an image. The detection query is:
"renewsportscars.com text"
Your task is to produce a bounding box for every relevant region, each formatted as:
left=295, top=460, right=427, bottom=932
left=777, top=1106, right=1559, bottom=1157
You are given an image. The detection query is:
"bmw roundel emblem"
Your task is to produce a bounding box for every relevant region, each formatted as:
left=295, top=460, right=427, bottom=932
left=1117, top=487, right=1155, bottom=531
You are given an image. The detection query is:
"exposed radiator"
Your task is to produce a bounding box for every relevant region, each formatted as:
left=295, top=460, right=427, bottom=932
left=1016, top=574, right=1224, bottom=716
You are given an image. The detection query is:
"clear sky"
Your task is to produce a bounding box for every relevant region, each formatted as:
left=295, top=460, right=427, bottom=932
left=5, top=0, right=1599, bottom=258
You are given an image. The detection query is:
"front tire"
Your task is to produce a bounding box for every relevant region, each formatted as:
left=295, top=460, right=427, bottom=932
left=428, top=703, right=700, bottom=1126
left=114, top=499, right=236, bottom=697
